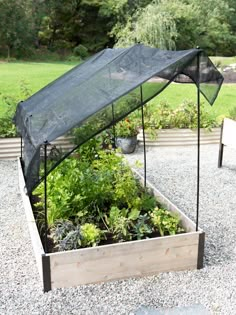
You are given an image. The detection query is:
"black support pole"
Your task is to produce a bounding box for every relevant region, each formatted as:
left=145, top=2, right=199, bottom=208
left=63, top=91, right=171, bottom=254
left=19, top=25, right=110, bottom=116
left=196, top=50, right=201, bottom=232
left=140, top=86, right=147, bottom=187
left=112, top=103, right=116, bottom=148
left=218, top=121, right=224, bottom=168
left=44, top=142, right=48, bottom=253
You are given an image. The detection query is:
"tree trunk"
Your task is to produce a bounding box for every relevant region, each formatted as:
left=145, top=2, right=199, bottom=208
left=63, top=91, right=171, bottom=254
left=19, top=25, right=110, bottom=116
left=7, top=45, right=10, bottom=62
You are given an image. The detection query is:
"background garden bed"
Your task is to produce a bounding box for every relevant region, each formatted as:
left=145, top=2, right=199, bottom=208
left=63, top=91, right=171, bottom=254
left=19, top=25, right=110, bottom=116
left=0, top=128, right=221, bottom=160
left=0, top=136, right=74, bottom=159
left=18, top=158, right=204, bottom=292
left=138, top=128, right=221, bottom=146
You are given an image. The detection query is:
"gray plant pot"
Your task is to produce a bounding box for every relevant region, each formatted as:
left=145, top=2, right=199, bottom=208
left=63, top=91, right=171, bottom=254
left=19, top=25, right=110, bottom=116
left=115, top=135, right=137, bottom=154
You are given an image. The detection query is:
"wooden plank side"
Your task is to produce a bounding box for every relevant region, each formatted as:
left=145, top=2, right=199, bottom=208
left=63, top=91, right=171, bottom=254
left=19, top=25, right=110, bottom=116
left=222, top=118, right=236, bottom=147
left=17, top=158, right=45, bottom=280
left=132, top=169, right=197, bottom=232
left=49, top=232, right=199, bottom=288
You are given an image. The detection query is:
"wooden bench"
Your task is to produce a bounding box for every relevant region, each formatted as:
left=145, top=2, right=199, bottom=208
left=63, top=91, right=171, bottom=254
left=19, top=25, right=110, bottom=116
left=218, top=118, right=236, bottom=167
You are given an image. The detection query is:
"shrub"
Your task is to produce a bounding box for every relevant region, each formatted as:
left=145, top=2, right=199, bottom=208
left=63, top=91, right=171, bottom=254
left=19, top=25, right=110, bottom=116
left=73, top=44, right=89, bottom=59
left=143, top=100, right=218, bottom=132
left=0, top=95, right=17, bottom=138
left=0, top=80, right=32, bottom=138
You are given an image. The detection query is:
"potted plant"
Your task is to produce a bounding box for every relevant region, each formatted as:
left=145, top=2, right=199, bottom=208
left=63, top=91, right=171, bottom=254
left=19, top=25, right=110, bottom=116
left=115, top=118, right=139, bottom=153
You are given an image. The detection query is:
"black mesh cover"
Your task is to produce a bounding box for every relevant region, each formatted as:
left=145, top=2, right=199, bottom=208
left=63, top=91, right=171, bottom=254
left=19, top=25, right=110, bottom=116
left=14, top=44, right=223, bottom=192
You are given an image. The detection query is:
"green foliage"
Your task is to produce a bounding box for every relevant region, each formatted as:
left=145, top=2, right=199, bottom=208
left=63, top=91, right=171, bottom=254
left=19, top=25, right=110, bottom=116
left=150, top=207, right=184, bottom=236
left=115, top=0, right=236, bottom=56
left=50, top=220, right=82, bottom=251
left=80, top=223, right=101, bottom=247
left=115, top=0, right=177, bottom=49
left=115, top=117, right=139, bottom=137
left=228, top=107, right=236, bottom=120
left=51, top=221, right=101, bottom=250
left=73, top=44, right=89, bottom=59
left=142, top=100, right=218, bottom=133
left=0, top=0, right=33, bottom=59
left=34, top=146, right=185, bottom=251
left=104, top=206, right=135, bottom=242
left=0, top=80, right=33, bottom=137
left=0, top=94, right=17, bottom=137
left=132, top=214, right=152, bottom=240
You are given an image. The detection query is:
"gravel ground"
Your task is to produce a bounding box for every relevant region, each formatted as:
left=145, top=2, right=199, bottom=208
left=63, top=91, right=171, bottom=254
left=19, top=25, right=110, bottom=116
left=1, top=144, right=236, bottom=314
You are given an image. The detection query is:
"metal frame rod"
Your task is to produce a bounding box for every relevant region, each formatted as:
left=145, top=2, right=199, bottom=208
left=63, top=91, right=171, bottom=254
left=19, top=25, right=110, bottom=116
left=44, top=142, right=48, bottom=252
left=196, top=50, right=201, bottom=232
left=31, top=72, right=183, bottom=193
left=140, top=86, right=147, bottom=187
left=218, top=120, right=224, bottom=168
left=112, top=103, right=116, bottom=148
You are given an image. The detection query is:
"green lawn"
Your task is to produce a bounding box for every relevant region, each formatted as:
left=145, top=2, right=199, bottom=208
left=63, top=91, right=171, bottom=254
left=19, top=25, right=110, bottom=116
left=0, top=61, right=236, bottom=119
left=149, top=83, right=236, bottom=118
left=0, top=61, right=77, bottom=116
left=210, top=56, right=236, bottom=67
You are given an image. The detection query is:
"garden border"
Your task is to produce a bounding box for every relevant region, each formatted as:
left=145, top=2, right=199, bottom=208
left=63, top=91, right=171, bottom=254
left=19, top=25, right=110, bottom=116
left=0, top=136, right=74, bottom=160
left=138, top=128, right=220, bottom=146
left=0, top=128, right=221, bottom=160
left=18, top=158, right=205, bottom=292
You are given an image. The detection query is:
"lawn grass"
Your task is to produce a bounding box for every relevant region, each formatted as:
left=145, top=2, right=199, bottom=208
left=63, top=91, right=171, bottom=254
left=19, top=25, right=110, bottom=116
left=0, top=61, right=78, bottom=116
left=210, top=56, right=236, bottom=67
left=149, top=83, right=236, bottom=118
left=0, top=61, right=236, bottom=119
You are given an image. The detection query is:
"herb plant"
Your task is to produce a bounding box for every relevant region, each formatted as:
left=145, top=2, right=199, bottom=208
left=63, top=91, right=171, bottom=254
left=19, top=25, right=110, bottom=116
left=150, top=207, right=184, bottom=236
left=34, top=144, right=185, bottom=251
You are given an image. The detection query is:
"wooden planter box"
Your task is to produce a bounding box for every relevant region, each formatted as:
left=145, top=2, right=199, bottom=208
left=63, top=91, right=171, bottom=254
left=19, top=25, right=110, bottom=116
left=18, top=159, right=205, bottom=292
left=138, top=128, right=220, bottom=146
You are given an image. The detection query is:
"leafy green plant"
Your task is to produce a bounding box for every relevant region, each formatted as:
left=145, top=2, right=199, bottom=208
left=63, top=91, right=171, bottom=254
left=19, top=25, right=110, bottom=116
left=0, top=80, right=32, bottom=138
left=115, top=117, right=139, bottom=137
left=104, top=206, right=135, bottom=242
left=80, top=223, right=101, bottom=247
left=34, top=146, right=185, bottom=251
left=73, top=44, right=89, bottom=59
left=51, top=220, right=82, bottom=251
left=132, top=214, right=152, bottom=240
left=141, top=100, right=219, bottom=134
left=150, top=207, right=184, bottom=236
left=0, top=94, right=17, bottom=137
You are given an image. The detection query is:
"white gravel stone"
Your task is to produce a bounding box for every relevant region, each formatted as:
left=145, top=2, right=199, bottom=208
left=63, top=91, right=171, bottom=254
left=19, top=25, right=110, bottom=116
left=1, top=144, right=236, bottom=314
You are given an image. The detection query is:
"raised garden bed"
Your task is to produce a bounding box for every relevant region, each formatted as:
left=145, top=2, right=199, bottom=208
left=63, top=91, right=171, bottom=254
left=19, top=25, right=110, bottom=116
left=138, top=128, right=220, bottom=146
left=0, top=136, right=74, bottom=160
left=18, top=158, right=204, bottom=292
left=1, top=128, right=221, bottom=160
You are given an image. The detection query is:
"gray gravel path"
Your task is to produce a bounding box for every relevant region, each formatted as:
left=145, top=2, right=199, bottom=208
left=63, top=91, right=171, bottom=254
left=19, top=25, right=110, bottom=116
left=1, top=144, right=236, bottom=314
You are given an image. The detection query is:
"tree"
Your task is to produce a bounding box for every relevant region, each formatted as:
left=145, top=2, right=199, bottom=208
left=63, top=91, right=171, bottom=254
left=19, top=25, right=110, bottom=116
left=115, top=0, right=236, bottom=55
left=0, top=0, right=33, bottom=59
left=115, top=0, right=177, bottom=49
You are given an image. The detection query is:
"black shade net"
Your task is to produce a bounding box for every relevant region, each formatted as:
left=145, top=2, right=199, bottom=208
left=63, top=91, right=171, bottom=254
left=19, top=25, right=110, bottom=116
left=14, top=44, right=223, bottom=193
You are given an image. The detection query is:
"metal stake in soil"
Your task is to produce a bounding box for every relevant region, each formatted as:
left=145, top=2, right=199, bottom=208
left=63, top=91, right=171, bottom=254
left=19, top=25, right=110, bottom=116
left=140, top=85, right=147, bottom=187
left=196, top=49, right=201, bottom=232
left=44, top=142, right=48, bottom=253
